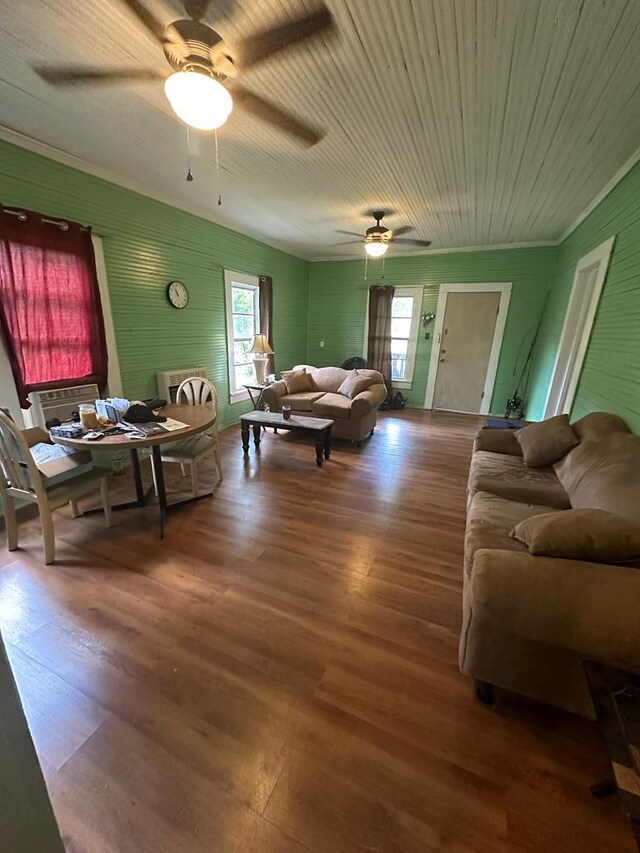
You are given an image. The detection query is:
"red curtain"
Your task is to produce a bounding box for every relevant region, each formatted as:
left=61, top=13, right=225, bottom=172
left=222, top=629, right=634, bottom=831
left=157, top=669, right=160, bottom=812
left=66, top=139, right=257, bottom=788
left=0, top=207, right=108, bottom=408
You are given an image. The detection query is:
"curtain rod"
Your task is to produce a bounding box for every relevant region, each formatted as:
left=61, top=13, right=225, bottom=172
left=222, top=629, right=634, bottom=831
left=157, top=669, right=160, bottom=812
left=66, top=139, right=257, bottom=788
left=2, top=206, right=94, bottom=233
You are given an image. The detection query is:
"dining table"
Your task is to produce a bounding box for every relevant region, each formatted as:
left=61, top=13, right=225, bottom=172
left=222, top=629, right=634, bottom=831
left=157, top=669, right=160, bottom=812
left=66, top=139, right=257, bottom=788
left=50, top=403, right=216, bottom=538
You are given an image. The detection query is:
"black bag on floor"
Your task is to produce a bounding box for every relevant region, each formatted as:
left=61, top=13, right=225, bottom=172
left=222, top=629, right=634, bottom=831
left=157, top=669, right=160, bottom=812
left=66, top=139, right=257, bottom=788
left=380, top=391, right=406, bottom=411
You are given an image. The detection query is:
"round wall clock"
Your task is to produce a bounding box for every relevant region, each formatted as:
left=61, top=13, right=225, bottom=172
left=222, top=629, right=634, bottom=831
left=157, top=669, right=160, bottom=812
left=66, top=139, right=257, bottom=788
left=166, top=280, right=189, bottom=309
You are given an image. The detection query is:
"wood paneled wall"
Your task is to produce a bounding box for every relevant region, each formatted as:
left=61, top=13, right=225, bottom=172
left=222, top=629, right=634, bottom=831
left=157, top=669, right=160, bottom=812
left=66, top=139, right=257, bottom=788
left=527, top=160, right=640, bottom=430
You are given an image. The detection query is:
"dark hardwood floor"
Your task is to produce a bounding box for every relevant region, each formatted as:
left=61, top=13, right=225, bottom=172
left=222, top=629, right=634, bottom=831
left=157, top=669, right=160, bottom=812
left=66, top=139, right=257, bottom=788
left=0, top=410, right=634, bottom=852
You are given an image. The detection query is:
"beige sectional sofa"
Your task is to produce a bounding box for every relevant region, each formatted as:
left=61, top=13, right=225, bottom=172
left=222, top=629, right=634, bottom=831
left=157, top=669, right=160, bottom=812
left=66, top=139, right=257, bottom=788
left=261, top=365, right=387, bottom=443
left=460, top=412, right=640, bottom=717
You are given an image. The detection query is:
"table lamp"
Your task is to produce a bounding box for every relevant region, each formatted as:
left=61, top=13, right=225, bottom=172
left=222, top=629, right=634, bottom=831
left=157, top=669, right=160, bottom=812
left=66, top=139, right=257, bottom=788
left=249, top=334, right=274, bottom=385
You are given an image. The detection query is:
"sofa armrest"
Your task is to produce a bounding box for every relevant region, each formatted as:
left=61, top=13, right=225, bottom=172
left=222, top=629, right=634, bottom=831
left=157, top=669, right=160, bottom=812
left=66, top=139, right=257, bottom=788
left=351, top=383, right=387, bottom=417
left=261, top=380, right=287, bottom=411
left=469, top=549, right=640, bottom=666
left=473, top=428, right=523, bottom=456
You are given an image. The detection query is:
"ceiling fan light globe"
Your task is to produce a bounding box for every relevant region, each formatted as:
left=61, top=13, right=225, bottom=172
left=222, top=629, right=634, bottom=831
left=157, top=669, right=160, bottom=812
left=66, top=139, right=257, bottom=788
left=364, top=241, right=389, bottom=258
left=164, top=71, right=233, bottom=131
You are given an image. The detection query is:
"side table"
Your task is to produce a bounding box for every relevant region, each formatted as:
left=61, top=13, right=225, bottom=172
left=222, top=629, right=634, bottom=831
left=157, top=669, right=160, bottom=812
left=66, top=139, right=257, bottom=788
left=243, top=383, right=269, bottom=410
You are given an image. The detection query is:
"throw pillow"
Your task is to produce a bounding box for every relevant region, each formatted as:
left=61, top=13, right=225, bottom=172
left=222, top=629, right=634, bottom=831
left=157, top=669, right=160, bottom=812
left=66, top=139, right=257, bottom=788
left=515, top=414, right=578, bottom=467
left=337, top=370, right=375, bottom=400
left=511, top=509, right=640, bottom=562
left=281, top=368, right=312, bottom=394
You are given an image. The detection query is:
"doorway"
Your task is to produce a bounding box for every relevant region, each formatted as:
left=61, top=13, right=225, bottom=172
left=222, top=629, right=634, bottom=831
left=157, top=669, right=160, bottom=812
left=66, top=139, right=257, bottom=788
left=543, top=238, right=614, bottom=418
left=424, top=283, right=512, bottom=415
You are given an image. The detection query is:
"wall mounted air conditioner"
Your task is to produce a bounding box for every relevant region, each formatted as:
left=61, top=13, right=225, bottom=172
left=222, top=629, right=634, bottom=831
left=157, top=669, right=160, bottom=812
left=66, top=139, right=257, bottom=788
left=156, top=367, right=209, bottom=404
left=23, top=384, right=101, bottom=429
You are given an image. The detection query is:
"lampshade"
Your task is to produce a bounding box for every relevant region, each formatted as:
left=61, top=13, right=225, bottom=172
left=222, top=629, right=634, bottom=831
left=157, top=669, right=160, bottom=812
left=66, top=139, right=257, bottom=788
left=164, top=70, right=233, bottom=131
left=364, top=241, right=389, bottom=258
left=249, top=334, right=274, bottom=355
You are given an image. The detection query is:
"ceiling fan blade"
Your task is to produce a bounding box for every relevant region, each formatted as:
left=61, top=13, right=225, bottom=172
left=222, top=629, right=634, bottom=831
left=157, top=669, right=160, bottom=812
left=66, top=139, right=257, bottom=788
left=34, top=66, right=165, bottom=86
left=391, top=238, right=433, bottom=247
left=392, top=225, right=414, bottom=237
left=330, top=240, right=363, bottom=246
left=229, top=83, right=324, bottom=146
left=235, top=5, right=335, bottom=70
left=183, top=0, right=212, bottom=20
left=335, top=230, right=364, bottom=238
left=118, top=0, right=170, bottom=47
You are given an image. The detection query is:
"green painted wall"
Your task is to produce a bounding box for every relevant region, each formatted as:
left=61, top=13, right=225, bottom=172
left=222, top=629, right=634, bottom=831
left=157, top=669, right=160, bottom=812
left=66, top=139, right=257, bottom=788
left=0, top=139, right=309, bottom=428
left=527, top=159, right=640, bottom=431
left=307, top=248, right=557, bottom=413
left=4, top=134, right=637, bottom=433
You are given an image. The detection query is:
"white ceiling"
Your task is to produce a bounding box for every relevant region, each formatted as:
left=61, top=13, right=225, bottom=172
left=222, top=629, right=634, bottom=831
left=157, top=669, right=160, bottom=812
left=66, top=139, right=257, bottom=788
left=1, top=0, right=640, bottom=260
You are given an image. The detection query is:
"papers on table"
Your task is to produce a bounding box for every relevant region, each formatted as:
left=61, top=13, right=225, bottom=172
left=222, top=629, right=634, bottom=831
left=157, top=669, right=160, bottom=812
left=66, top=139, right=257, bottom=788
left=160, top=418, right=189, bottom=432
left=119, top=418, right=189, bottom=439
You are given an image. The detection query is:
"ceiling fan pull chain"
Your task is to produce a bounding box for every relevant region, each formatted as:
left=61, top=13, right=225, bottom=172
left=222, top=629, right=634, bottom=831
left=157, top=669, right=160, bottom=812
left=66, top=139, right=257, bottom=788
left=364, top=253, right=369, bottom=281
left=185, top=125, right=194, bottom=182
left=214, top=129, right=222, bottom=206
left=381, top=254, right=386, bottom=279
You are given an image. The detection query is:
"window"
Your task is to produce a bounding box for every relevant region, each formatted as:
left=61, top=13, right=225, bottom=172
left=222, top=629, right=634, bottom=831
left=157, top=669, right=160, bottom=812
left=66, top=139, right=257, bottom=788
left=390, top=286, right=422, bottom=385
left=224, top=270, right=260, bottom=400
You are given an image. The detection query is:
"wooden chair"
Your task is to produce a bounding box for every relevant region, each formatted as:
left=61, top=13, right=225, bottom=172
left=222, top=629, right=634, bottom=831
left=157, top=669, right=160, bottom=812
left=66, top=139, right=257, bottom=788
left=160, top=376, right=223, bottom=496
left=0, top=411, right=112, bottom=565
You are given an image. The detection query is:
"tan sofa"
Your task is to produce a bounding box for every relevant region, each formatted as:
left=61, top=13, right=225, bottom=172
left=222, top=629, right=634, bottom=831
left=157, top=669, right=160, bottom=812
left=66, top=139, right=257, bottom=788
left=460, top=412, right=640, bottom=717
left=261, top=365, right=387, bottom=443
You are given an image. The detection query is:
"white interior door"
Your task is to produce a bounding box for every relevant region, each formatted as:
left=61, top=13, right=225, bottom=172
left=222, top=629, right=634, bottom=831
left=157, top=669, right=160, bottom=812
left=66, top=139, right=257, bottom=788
left=543, top=238, right=614, bottom=418
left=432, top=291, right=501, bottom=413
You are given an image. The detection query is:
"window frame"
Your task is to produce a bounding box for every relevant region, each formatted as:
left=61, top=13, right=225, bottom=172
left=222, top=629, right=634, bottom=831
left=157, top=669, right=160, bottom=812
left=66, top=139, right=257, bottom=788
left=224, top=269, right=260, bottom=403
left=389, top=285, right=423, bottom=388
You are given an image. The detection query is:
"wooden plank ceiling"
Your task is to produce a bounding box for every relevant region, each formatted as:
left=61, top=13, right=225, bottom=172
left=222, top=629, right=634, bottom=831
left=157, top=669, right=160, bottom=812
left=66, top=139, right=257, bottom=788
left=0, top=0, right=640, bottom=259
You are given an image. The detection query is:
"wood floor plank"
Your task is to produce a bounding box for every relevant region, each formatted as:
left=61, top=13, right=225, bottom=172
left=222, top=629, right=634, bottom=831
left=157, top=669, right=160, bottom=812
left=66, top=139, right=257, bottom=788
left=0, top=410, right=635, bottom=852
left=4, top=643, right=111, bottom=771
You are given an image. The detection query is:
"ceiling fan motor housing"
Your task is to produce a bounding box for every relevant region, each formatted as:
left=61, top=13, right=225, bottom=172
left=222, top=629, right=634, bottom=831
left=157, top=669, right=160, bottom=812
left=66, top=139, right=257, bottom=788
left=163, top=20, right=235, bottom=78
left=365, top=224, right=391, bottom=244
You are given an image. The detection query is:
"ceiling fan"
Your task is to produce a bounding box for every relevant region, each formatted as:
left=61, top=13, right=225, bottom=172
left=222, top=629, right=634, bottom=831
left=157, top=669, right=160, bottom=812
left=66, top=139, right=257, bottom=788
left=33, top=0, right=335, bottom=146
left=335, top=210, right=432, bottom=256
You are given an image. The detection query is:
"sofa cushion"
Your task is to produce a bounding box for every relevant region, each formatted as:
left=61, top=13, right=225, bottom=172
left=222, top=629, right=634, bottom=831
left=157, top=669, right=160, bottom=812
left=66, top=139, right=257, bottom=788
left=280, top=391, right=325, bottom=412
left=292, top=365, right=385, bottom=394
left=337, top=370, right=376, bottom=399
left=572, top=411, right=630, bottom=440
left=515, top=415, right=579, bottom=467
left=473, top=428, right=523, bottom=456
left=312, top=392, right=352, bottom=420
left=554, top=432, right=640, bottom=524
left=511, top=508, right=640, bottom=562
left=306, top=366, right=348, bottom=393
left=468, top=451, right=571, bottom=509
left=282, top=369, right=313, bottom=394
left=465, top=491, right=552, bottom=578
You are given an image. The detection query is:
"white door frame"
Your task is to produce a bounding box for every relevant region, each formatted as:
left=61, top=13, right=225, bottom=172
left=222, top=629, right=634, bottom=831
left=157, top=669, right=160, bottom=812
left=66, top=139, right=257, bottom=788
left=542, top=237, right=614, bottom=419
left=424, top=282, right=512, bottom=415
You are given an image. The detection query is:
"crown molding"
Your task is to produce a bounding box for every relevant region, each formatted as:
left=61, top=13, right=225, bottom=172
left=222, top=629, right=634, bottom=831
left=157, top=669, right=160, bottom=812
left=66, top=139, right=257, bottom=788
left=308, top=240, right=557, bottom=262
left=0, top=124, right=310, bottom=262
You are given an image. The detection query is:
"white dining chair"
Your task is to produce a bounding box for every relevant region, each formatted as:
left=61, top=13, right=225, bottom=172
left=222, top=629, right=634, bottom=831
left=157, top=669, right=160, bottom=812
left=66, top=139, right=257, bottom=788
left=160, top=376, right=223, bottom=496
left=0, top=411, right=113, bottom=565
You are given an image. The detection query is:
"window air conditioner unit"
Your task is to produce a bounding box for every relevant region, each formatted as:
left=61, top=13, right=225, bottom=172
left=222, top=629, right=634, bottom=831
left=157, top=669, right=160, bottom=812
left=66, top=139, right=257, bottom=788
left=23, top=384, right=101, bottom=429
left=157, top=368, right=209, bottom=404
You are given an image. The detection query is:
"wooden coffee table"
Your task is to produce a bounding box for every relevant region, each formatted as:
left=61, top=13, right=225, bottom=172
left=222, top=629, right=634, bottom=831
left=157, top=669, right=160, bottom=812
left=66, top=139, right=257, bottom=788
left=240, top=410, right=333, bottom=467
